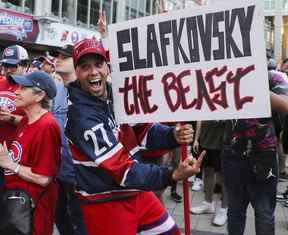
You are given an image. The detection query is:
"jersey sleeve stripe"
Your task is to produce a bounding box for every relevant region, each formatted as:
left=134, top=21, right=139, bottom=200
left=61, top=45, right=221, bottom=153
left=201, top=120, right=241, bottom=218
left=140, top=131, right=148, bottom=147
left=95, top=142, right=123, bottom=166
left=75, top=189, right=140, bottom=202
left=72, top=159, right=98, bottom=167
left=129, top=145, right=142, bottom=156
left=137, top=214, right=176, bottom=235
left=120, top=168, right=131, bottom=186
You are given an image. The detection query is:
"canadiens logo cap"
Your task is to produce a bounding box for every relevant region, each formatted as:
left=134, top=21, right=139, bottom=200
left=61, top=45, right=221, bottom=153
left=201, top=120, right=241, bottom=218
left=72, top=38, right=107, bottom=67
left=9, top=71, right=57, bottom=99
left=1, top=45, right=29, bottom=65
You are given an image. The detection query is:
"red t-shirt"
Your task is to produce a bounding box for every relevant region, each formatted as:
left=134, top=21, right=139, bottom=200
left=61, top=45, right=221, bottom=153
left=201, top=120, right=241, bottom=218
left=4, top=112, right=61, bottom=235
left=0, top=77, right=24, bottom=145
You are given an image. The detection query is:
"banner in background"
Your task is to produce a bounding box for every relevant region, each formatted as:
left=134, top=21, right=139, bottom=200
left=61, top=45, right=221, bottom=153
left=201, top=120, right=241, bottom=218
left=0, top=8, right=39, bottom=42
left=36, top=22, right=101, bottom=47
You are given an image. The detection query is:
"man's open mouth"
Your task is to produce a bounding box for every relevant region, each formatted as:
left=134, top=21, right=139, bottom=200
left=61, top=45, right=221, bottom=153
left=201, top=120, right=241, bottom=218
left=89, top=78, right=102, bottom=86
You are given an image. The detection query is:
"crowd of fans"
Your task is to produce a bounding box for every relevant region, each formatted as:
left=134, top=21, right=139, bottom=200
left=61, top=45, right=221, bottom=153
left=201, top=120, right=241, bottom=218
left=0, top=10, right=288, bottom=235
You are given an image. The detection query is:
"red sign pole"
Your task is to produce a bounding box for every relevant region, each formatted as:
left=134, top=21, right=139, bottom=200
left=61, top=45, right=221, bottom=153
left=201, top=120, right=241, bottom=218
left=181, top=144, right=191, bottom=235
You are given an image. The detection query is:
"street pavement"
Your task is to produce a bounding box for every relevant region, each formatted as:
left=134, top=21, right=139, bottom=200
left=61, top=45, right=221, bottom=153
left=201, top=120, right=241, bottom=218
left=53, top=181, right=288, bottom=235
left=163, top=181, right=288, bottom=235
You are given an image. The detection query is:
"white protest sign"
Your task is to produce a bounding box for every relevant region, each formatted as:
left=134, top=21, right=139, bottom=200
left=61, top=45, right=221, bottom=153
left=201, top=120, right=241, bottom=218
left=108, top=0, right=270, bottom=124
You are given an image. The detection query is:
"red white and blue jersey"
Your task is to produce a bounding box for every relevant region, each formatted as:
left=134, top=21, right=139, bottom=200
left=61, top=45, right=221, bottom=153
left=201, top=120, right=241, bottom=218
left=66, top=81, right=178, bottom=202
left=0, top=77, right=24, bottom=145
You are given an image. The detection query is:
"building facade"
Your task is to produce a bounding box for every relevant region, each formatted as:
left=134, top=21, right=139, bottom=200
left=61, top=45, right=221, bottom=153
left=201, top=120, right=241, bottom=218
left=0, top=0, right=184, bottom=56
left=264, top=0, right=288, bottom=62
left=0, top=0, right=158, bottom=28
left=1, top=0, right=287, bottom=61
left=183, top=0, right=288, bottom=62
left=0, top=0, right=162, bottom=51
left=0, top=0, right=187, bottom=51
left=0, top=0, right=185, bottom=24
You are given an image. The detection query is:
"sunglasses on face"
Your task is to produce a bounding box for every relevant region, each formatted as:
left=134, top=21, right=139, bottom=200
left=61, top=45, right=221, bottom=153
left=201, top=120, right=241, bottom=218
left=2, top=60, right=29, bottom=68
left=2, top=63, right=18, bottom=69
left=18, top=61, right=29, bottom=67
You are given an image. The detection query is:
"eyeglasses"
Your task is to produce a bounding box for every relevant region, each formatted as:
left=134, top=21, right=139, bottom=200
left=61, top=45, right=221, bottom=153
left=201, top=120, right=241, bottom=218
left=18, top=60, right=29, bottom=67
left=19, top=86, right=45, bottom=95
left=2, top=60, right=29, bottom=68
left=2, top=63, right=18, bottom=69
left=30, top=86, right=44, bottom=94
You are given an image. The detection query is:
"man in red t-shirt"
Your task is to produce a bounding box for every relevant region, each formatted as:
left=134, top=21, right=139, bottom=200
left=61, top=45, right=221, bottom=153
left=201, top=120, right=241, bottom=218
left=0, top=45, right=29, bottom=187
left=0, top=45, right=29, bottom=145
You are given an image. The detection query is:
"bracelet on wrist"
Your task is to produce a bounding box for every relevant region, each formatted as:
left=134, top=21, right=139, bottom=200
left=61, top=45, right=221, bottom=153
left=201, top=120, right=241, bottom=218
left=13, top=163, right=21, bottom=174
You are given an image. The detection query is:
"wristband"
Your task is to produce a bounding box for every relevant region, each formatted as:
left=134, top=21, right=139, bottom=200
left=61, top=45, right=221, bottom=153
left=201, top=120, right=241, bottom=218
left=13, top=164, right=21, bottom=174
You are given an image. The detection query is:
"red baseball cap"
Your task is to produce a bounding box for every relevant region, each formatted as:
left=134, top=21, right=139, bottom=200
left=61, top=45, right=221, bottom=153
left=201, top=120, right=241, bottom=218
left=72, top=38, right=107, bottom=67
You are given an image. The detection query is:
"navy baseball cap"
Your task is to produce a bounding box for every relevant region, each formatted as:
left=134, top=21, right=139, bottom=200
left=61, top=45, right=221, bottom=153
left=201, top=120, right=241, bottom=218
left=9, top=71, right=57, bottom=99
left=1, top=45, right=29, bottom=65
left=50, top=44, right=73, bottom=57
left=31, top=58, right=42, bottom=69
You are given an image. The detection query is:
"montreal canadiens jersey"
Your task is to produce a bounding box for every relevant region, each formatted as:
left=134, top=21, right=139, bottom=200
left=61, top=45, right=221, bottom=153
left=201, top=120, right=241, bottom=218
left=66, top=81, right=178, bottom=202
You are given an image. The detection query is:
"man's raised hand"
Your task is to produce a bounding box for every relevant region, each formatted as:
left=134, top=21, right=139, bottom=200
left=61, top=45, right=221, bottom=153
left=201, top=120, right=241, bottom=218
left=172, top=150, right=206, bottom=181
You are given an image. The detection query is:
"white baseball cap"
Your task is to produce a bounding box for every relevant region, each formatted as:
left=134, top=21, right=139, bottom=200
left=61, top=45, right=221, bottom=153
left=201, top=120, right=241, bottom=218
left=1, top=45, right=29, bottom=65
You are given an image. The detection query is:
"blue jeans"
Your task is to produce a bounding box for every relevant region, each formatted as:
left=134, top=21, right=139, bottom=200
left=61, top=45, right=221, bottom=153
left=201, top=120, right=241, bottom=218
left=222, top=147, right=277, bottom=235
